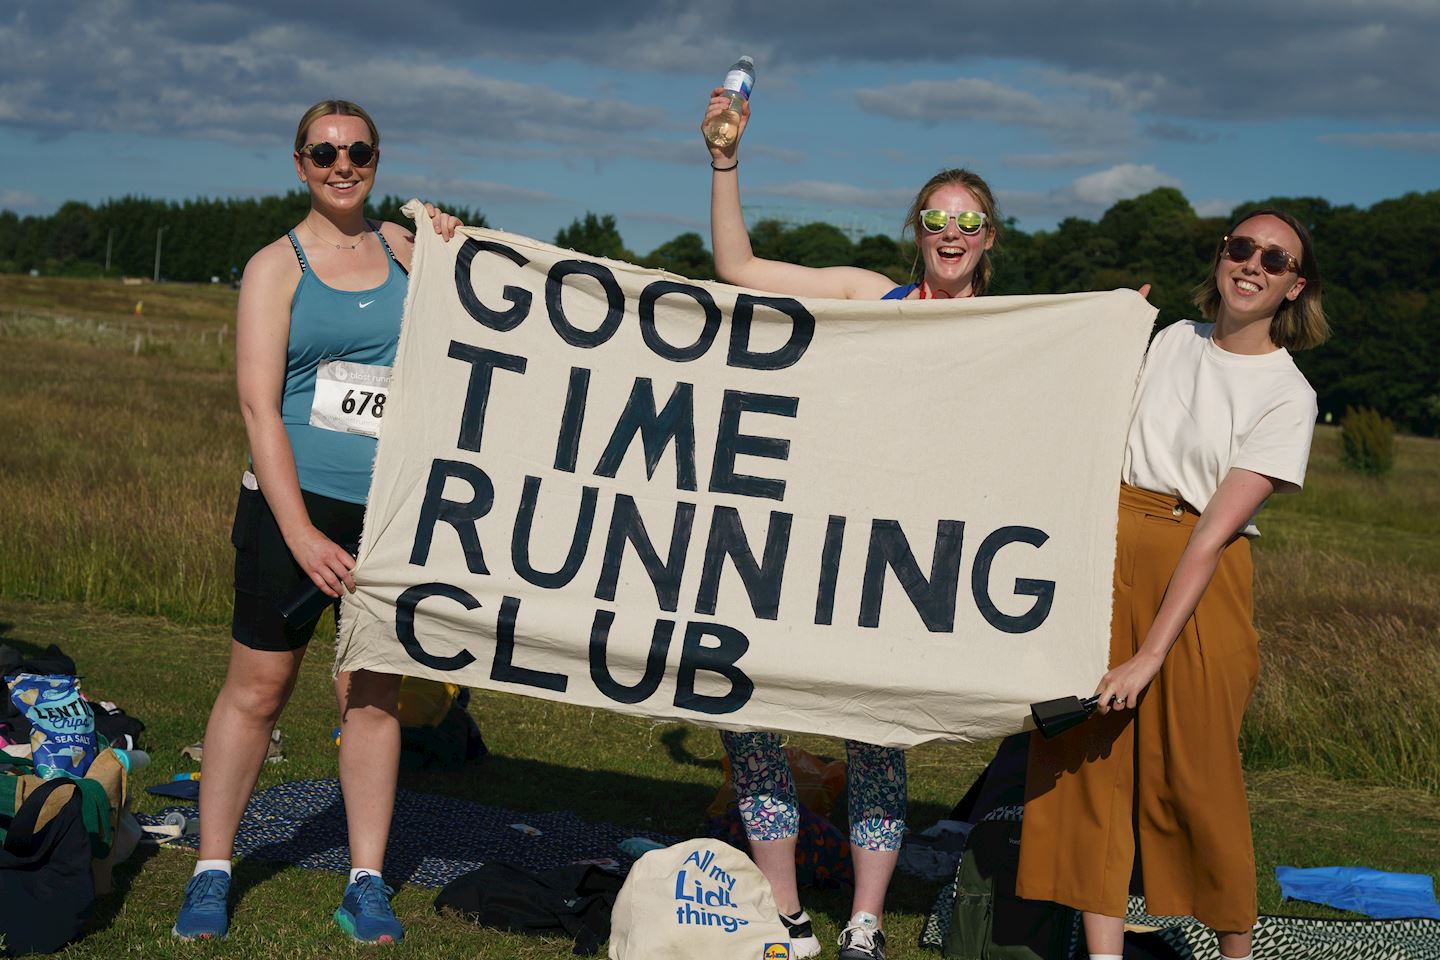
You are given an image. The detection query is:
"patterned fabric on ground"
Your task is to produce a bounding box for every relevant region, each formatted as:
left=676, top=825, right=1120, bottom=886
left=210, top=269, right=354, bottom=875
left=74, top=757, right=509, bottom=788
left=136, top=779, right=675, bottom=889
left=919, top=890, right=1440, bottom=958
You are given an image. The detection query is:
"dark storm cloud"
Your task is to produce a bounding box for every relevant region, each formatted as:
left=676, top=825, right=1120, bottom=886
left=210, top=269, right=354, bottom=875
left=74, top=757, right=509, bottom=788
left=3, top=1, right=1435, bottom=156
left=0, top=1, right=670, bottom=148
left=218, top=0, right=1436, bottom=123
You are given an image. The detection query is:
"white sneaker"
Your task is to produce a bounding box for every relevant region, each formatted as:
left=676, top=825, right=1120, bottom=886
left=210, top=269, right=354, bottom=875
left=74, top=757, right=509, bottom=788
left=837, top=911, right=886, bottom=960
left=778, top=909, right=821, bottom=959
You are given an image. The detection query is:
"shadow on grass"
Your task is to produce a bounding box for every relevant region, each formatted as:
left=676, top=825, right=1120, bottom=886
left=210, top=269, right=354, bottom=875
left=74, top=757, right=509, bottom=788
left=659, top=726, right=724, bottom=771
left=86, top=842, right=160, bottom=936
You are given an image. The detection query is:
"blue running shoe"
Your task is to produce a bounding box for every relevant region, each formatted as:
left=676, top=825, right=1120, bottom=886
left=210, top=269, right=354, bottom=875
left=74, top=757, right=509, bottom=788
left=172, top=869, right=231, bottom=940
left=334, top=872, right=404, bottom=944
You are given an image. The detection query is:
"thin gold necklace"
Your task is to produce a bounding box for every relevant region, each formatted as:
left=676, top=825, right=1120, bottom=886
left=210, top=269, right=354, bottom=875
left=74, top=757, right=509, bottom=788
left=305, top=220, right=367, bottom=250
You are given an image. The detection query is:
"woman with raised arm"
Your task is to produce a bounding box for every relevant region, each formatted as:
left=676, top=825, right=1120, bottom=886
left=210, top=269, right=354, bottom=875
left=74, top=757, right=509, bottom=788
left=701, top=86, right=1001, bottom=960
left=1016, top=210, right=1328, bottom=960
left=171, top=99, right=461, bottom=944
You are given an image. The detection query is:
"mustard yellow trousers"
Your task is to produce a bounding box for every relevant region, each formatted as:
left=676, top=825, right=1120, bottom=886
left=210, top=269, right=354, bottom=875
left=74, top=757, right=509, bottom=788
left=1016, top=483, right=1260, bottom=932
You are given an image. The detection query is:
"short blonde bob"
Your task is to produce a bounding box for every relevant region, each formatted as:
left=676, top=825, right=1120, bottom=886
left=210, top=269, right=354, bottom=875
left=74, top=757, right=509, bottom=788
left=1191, top=207, right=1329, bottom=351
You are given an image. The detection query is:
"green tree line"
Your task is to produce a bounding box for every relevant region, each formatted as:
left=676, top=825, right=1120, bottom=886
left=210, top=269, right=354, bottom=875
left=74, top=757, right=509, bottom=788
left=0, top=192, right=486, bottom=284
left=3, top=188, right=1437, bottom=434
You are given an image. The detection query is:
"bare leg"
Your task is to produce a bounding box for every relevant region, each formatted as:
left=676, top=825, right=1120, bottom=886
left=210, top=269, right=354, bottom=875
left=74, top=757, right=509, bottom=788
left=1083, top=911, right=1125, bottom=955
left=748, top=836, right=801, bottom=916
left=850, top=846, right=900, bottom=920
left=335, top=669, right=402, bottom=871
left=197, top=641, right=306, bottom=860
left=1218, top=929, right=1253, bottom=958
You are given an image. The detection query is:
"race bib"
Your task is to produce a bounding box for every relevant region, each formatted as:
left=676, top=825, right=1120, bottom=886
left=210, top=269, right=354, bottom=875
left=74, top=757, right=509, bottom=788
left=309, top=360, right=391, bottom=438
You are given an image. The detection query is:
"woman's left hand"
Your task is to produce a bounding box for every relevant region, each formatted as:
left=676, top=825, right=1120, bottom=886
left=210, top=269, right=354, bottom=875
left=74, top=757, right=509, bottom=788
left=422, top=202, right=463, bottom=241
left=1094, top=650, right=1163, bottom=714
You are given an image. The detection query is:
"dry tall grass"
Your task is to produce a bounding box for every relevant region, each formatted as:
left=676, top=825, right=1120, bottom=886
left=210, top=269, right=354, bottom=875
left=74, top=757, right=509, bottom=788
left=0, top=311, right=242, bottom=623
left=2, top=277, right=1437, bottom=792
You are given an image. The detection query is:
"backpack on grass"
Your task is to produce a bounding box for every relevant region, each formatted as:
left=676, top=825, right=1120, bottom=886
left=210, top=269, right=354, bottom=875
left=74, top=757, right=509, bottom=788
left=942, top=804, right=1080, bottom=960
left=0, top=775, right=97, bottom=955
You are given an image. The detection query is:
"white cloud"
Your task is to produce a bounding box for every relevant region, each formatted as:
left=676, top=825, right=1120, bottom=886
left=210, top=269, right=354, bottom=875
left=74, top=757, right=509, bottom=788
left=1070, top=164, right=1180, bottom=207
left=0, top=189, right=44, bottom=212
left=999, top=164, right=1182, bottom=220
left=854, top=77, right=1134, bottom=147
left=1193, top=198, right=1239, bottom=219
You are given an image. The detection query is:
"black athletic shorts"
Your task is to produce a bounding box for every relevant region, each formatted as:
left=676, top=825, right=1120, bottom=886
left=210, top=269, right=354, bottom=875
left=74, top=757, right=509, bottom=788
left=230, top=482, right=366, bottom=652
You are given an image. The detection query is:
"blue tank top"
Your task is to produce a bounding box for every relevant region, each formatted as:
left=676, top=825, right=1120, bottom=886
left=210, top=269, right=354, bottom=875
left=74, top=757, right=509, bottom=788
left=279, top=223, right=407, bottom=504
left=882, top=283, right=917, bottom=300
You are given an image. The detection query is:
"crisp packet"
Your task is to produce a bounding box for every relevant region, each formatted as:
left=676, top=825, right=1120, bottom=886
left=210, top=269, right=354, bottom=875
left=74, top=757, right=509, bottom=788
left=5, top=673, right=98, bottom=778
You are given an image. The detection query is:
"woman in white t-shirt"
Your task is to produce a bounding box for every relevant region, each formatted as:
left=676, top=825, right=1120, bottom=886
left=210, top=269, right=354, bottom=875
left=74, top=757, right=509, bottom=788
left=1016, top=209, right=1329, bottom=960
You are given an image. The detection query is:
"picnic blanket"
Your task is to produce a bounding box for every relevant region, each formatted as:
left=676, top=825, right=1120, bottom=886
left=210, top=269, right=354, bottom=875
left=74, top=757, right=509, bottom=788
left=921, top=888, right=1440, bottom=959
left=139, top=778, right=675, bottom=888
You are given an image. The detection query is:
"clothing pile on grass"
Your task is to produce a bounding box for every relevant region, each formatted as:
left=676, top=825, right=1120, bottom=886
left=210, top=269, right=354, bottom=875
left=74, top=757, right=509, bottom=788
left=2, top=643, right=147, bottom=956
left=915, top=733, right=1440, bottom=960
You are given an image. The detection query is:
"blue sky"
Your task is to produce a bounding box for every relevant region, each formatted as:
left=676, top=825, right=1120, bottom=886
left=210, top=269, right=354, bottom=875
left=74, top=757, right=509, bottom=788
left=2, top=1, right=1438, bottom=254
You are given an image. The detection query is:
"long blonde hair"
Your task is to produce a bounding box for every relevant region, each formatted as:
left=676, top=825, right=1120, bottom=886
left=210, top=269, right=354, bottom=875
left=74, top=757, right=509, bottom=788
left=902, top=168, right=1001, bottom=296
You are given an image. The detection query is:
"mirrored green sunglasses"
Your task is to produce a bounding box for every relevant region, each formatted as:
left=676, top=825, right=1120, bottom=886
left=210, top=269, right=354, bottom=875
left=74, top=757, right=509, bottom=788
left=919, top=209, right=987, bottom=235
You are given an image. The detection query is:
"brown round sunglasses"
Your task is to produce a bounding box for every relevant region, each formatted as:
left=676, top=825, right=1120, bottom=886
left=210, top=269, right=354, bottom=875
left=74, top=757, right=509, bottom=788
left=298, top=141, right=376, bottom=168
left=1221, top=235, right=1300, bottom=276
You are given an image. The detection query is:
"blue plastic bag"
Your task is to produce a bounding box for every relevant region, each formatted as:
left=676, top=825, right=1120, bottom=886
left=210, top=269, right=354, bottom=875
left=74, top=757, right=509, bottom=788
left=1277, top=865, right=1440, bottom=920
left=5, top=673, right=98, bottom=779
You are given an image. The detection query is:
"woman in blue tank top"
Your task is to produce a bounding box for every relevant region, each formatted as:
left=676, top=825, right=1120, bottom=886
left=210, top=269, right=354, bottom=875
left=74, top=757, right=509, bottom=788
left=172, top=99, right=462, bottom=944
left=698, top=87, right=1005, bottom=960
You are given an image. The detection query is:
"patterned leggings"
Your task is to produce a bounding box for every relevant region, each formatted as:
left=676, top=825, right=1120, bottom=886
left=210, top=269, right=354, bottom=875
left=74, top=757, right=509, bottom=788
left=720, top=730, right=907, bottom=851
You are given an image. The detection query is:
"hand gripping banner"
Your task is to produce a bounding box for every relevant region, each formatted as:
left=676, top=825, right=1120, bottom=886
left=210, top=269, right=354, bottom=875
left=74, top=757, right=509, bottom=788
left=335, top=200, right=1156, bottom=747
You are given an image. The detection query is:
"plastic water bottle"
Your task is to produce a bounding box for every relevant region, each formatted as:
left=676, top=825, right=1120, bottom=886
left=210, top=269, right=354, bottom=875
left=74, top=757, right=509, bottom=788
left=703, top=56, right=756, bottom=149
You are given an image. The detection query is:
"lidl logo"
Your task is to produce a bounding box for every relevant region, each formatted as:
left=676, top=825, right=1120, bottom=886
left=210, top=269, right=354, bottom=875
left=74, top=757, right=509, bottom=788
left=763, top=944, right=791, bottom=960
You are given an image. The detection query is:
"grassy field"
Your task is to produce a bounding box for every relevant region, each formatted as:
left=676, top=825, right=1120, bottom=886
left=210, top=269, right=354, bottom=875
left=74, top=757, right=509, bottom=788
left=2, top=275, right=1438, bottom=957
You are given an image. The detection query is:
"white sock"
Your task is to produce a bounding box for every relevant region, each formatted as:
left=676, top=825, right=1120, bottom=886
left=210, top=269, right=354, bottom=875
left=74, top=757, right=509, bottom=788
left=1089, top=955, right=1124, bottom=960
left=195, top=859, right=231, bottom=877
left=1220, top=955, right=1254, bottom=960
left=849, top=911, right=880, bottom=929
left=349, top=866, right=382, bottom=885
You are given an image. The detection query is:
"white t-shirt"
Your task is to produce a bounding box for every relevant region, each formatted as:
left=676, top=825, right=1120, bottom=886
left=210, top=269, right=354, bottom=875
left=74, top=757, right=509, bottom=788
left=1122, top=320, right=1317, bottom=536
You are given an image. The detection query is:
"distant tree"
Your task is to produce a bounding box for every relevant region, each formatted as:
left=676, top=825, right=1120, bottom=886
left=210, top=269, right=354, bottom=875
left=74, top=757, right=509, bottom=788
left=5, top=185, right=1437, bottom=435
left=642, top=232, right=715, bottom=280
left=369, top=195, right=486, bottom=232
left=1340, top=406, right=1396, bottom=475
left=555, top=212, right=633, bottom=261
left=1100, top=187, right=1194, bottom=256
left=989, top=217, right=1032, bottom=295
left=782, top=222, right=854, bottom=268
left=853, top=234, right=906, bottom=282
left=747, top=219, right=789, bottom=263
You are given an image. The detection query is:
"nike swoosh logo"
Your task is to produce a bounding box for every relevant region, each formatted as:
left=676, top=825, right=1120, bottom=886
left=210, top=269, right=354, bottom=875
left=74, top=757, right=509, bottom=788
left=358, top=299, right=376, bottom=308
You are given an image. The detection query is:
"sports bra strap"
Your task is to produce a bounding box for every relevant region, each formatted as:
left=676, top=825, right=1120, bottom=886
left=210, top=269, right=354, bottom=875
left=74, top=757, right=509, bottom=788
left=368, top=220, right=404, bottom=272
left=287, top=230, right=310, bottom=274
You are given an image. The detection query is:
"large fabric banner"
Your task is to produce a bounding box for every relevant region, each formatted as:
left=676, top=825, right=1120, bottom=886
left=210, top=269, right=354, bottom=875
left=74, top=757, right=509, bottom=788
left=335, top=200, right=1156, bottom=747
